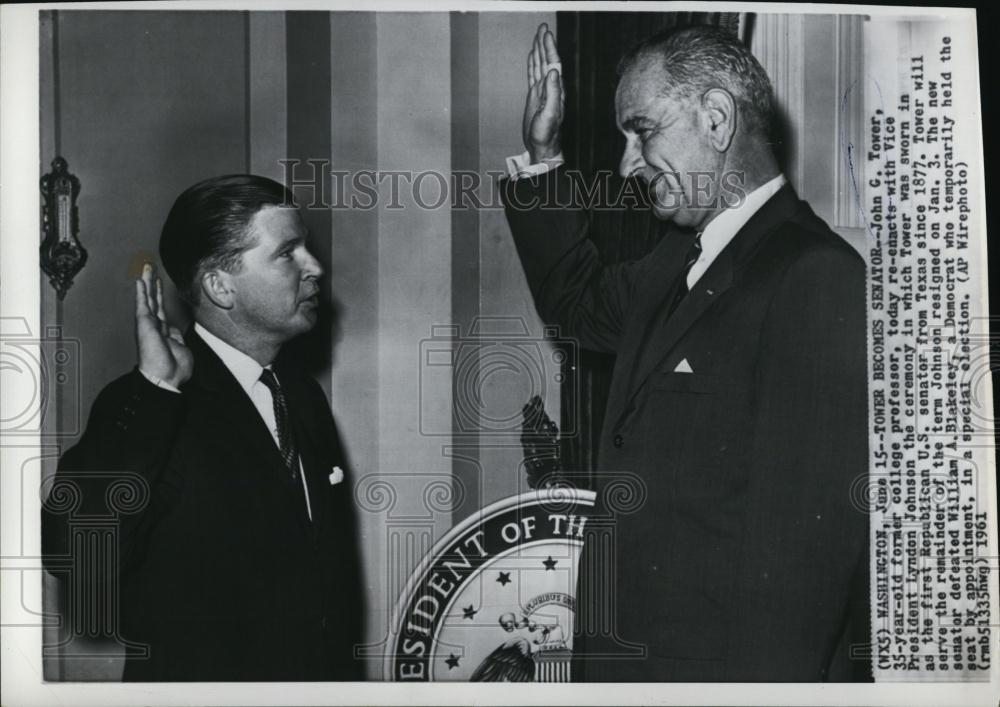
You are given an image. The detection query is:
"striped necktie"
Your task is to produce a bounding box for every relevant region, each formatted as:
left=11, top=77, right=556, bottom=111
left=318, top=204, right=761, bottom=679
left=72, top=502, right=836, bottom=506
left=259, top=368, right=300, bottom=479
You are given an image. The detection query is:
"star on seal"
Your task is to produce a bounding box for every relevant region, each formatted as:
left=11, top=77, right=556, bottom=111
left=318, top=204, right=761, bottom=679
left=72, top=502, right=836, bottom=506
left=446, top=653, right=460, bottom=669
left=462, top=605, right=477, bottom=619
left=543, top=556, right=558, bottom=570
left=496, top=571, right=512, bottom=586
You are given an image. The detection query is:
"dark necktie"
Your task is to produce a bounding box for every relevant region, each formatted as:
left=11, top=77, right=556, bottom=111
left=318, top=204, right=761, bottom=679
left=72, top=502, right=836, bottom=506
left=666, top=232, right=703, bottom=318
left=259, top=368, right=300, bottom=480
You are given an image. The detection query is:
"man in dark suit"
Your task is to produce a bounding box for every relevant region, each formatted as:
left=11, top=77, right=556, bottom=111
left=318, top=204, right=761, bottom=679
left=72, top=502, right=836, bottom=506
left=42, top=175, right=364, bottom=681
left=503, top=25, right=869, bottom=681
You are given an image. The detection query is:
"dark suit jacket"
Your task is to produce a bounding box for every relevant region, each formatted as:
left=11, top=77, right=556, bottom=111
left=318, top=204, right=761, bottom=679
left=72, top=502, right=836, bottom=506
left=42, top=329, right=364, bottom=681
left=503, top=169, right=869, bottom=682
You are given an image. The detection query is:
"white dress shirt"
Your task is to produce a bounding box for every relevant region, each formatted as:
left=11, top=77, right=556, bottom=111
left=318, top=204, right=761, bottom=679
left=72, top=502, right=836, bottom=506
left=142, top=323, right=312, bottom=520
left=686, top=173, right=787, bottom=288
left=506, top=150, right=565, bottom=179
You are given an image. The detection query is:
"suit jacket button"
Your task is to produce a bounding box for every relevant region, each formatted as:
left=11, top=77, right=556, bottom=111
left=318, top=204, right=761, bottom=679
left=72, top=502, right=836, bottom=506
left=320, top=616, right=328, bottom=630
left=613, top=434, right=624, bottom=448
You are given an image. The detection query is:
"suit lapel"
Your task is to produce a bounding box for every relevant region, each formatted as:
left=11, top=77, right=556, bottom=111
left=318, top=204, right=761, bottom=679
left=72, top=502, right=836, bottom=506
left=608, top=185, right=803, bottom=425
left=603, top=230, right=694, bottom=427
left=622, top=247, right=736, bottom=407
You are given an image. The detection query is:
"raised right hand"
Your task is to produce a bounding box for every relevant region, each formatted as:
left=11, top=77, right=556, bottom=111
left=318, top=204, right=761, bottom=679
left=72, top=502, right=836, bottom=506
left=522, top=23, right=564, bottom=164
left=135, top=263, right=193, bottom=387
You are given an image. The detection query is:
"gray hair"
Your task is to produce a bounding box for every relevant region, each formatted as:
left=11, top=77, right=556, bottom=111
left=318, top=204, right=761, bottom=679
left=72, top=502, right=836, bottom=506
left=618, top=25, right=774, bottom=137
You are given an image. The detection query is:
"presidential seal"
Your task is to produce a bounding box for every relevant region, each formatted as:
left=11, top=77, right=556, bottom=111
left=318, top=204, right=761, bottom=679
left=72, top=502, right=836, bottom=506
left=384, top=488, right=595, bottom=681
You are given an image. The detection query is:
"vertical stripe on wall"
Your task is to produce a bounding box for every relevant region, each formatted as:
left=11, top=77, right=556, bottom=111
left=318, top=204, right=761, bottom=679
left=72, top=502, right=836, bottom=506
left=449, top=11, right=481, bottom=525
left=39, top=10, right=63, bottom=681
left=50, top=10, right=61, bottom=156
left=39, top=11, right=62, bottom=439
left=475, top=12, right=559, bottom=509
left=285, top=12, right=334, bottom=398
left=248, top=12, right=288, bottom=183
left=373, top=13, right=453, bottom=672
left=329, top=11, right=380, bottom=672
left=801, top=15, right=837, bottom=223
left=243, top=11, right=251, bottom=172
left=43, top=10, right=67, bottom=440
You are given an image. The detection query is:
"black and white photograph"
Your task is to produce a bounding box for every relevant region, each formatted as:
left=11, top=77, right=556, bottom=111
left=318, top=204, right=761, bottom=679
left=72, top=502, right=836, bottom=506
left=0, top=2, right=996, bottom=705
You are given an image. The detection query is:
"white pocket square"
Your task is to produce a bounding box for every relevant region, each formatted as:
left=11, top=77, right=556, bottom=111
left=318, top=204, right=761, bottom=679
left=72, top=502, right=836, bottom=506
left=673, top=358, right=693, bottom=373
left=329, top=466, right=345, bottom=486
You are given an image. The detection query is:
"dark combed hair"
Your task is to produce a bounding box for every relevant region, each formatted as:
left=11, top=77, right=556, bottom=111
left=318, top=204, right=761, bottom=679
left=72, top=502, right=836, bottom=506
left=618, top=25, right=774, bottom=138
left=159, top=174, right=295, bottom=304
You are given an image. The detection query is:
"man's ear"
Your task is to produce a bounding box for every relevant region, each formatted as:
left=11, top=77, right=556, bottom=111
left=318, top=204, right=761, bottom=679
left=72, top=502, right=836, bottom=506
left=200, top=270, right=236, bottom=310
left=702, top=88, right=737, bottom=152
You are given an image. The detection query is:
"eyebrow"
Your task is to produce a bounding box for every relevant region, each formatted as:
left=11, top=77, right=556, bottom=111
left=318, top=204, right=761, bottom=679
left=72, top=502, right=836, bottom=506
left=272, top=233, right=305, bottom=255
left=621, top=115, right=654, bottom=133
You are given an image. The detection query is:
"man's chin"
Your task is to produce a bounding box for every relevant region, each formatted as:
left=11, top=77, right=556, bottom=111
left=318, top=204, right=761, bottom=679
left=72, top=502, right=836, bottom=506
left=300, top=310, right=319, bottom=329
left=284, top=309, right=319, bottom=338
left=651, top=203, right=680, bottom=222
left=648, top=188, right=690, bottom=223
left=651, top=204, right=712, bottom=230
left=652, top=202, right=700, bottom=226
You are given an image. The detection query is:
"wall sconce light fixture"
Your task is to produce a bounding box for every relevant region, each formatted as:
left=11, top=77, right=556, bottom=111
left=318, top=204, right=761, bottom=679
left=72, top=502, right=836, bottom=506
left=40, top=157, right=87, bottom=300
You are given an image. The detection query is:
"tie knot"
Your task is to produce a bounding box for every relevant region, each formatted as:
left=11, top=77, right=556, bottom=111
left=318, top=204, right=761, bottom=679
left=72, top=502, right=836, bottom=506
left=259, top=368, right=280, bottom=392
left=684, top=234, right=703, bottom=269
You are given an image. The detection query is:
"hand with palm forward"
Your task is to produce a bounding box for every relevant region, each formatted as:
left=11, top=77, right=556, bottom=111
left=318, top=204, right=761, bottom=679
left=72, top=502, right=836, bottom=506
left=522, top=23, right=565, bottom=165
left=135, top=263, right=193, bottom=388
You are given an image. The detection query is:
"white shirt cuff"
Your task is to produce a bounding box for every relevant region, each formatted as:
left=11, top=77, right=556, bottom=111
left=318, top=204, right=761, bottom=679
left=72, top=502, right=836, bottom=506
left=139, top=368, right=181, bottom=394
left=505, top=151, right=565, bottom=180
